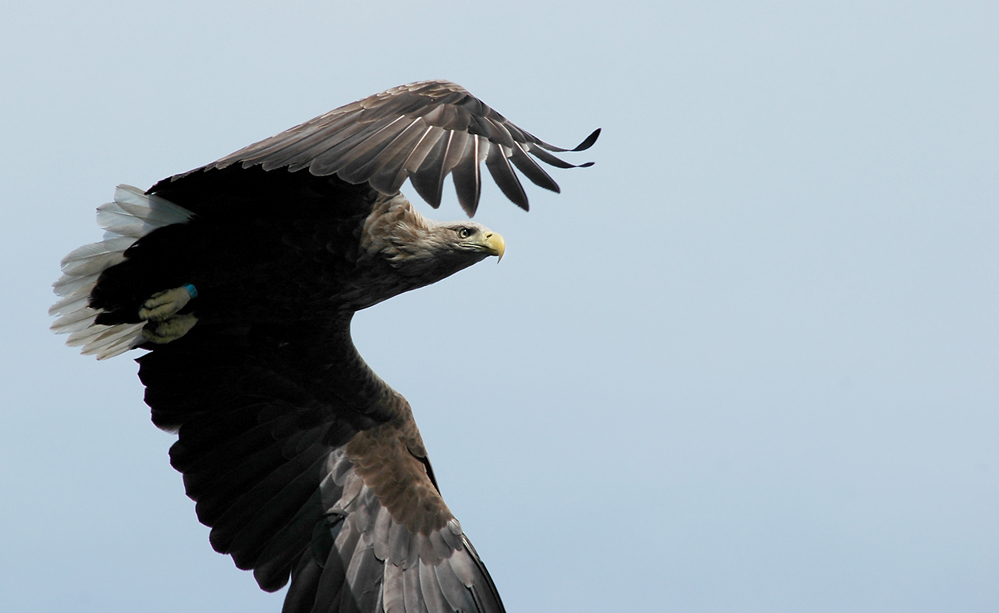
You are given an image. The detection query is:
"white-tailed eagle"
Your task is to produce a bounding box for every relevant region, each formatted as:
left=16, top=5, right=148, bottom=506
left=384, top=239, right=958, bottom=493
left=51, top=80, right=598, bottom=613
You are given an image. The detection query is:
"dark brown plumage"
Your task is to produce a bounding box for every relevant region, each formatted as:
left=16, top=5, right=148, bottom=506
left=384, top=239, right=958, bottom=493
left=50, top=80, right=598, bottom=613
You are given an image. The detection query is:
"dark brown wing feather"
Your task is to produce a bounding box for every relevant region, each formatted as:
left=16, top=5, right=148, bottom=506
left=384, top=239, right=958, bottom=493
left=138, top=317, right=505, bottom=613
left=206, top=80, right=599, bottom=216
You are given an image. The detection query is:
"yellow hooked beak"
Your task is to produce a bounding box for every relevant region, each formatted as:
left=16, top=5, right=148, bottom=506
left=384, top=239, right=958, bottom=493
left=482, top=232, right=505, bottom=262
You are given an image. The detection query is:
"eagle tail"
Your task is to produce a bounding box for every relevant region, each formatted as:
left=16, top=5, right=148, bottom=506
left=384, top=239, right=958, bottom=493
left=50, top=185, right=193, bottom=360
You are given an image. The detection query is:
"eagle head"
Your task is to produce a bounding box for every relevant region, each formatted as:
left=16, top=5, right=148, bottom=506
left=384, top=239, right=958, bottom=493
left=356, top=194, right=505, bottom=303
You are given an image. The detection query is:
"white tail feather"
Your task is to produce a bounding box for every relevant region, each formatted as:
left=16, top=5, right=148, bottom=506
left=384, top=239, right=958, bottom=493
left=51, top=185, right=193, bottom=360
left=48, top=293, right=91, bottom=318
left=60, top=237, right=136, bottom=266
left=52, top=273, right=102, bottom=299
left=50, top=307, right=101, bottom=334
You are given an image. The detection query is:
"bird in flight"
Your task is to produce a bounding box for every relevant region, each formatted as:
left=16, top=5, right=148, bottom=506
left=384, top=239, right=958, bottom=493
left=51, top=80, right=598, bottom=613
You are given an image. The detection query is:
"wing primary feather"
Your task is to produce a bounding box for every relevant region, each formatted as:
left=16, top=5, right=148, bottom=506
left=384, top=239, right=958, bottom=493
left=441, top=130, right=469, bottom=177
left=530, top=127, right=601, bottom=153
left=409, top=132, right=450, bottom=207
left=418, top=130, right=469, bottom=210
left=467, top=112, right=495, bottom=141
left=451, top=134, right=482, bottom=216
left=526, top=143, right=595, bottom=169
left=485, top=142, right=529, bottom=210
left=471, top=112, right=517, bottom=149
left=509, top=143, right=561, bottom=193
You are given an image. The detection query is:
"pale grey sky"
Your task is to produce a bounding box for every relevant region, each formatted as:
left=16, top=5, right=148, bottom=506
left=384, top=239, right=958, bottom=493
left=2, top=1, right=997, bottom=612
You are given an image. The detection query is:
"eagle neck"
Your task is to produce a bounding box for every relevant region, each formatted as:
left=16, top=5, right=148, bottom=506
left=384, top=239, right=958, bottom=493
left=317, top=314, right=405, bottom=427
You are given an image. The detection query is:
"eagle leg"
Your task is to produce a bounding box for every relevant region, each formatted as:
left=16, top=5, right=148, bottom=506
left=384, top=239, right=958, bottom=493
left=141, top=313, right=198, bottom=344
left=138, top=284, right=199, bottom=344
left=138, top=285, right=197, bottom=322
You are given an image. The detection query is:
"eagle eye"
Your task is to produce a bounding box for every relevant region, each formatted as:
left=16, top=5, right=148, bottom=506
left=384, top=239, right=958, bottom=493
left=457, top=227, right=474, bottom=239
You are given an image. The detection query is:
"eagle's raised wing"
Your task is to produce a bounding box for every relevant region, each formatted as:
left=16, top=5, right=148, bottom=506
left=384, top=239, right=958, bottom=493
left=198, top=80, right=599, bottom=216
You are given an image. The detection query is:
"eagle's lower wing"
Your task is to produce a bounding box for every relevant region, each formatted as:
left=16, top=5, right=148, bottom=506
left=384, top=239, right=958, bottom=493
left=197, top=80, right=598, bottom=216
left=284, top=448, right=505, bottom=613
left=136, top=318, right=504, bottom=613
